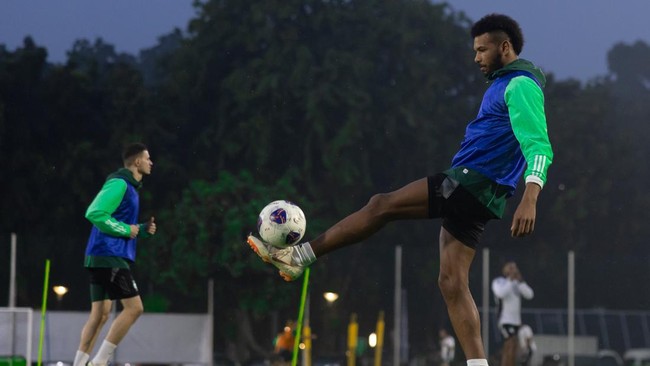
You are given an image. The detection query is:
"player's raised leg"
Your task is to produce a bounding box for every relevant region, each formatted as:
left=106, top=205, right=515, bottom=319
left=309, top=177, right=430, bottom=255
left=248, top=178, right=430, bottom=280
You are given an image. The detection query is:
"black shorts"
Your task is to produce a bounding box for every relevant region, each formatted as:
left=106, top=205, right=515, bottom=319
left=428, top=173, right=497, bottom=248
left=278, top=350, right=292, bottom=362
left=499, top=324, right=520, bottom=340
left=88, top=267, right=140, bottom=301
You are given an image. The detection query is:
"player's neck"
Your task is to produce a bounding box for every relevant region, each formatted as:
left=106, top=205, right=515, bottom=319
left=125, top=166, right=143, bottom=182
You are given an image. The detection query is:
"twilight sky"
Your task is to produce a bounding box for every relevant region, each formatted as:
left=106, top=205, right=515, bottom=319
left=1, top=1, right=650, bottom=82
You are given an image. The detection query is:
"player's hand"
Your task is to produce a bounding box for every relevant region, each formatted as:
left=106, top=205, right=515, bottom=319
left=146, top=216, right=156, bottom=235
left=129, top=224, right=140, bottom=239
left=511, top=183, right=541, bottom=237
left=511, top=200, right=536, bottom=237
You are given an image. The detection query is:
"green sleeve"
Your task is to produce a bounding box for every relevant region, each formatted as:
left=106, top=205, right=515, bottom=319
left=505, top=75, right=554, bottom=188
left=85, top=178, right=132, bottom=237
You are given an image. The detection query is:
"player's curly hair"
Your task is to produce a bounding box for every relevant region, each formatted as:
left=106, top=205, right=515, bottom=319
left=471, top=14, right=524, bottom=55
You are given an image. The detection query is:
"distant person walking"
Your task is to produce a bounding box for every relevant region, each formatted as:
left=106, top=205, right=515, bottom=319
left=492, top=262, right=534, bottom=366
left=72, top=143, right=156, bottom=366
left=439, top=328, right=456, bottom=366
left=273, top=320, right=295, bottom=365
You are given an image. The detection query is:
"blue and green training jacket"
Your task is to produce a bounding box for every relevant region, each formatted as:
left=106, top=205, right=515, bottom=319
left=84, top=168, right=151, bottom=267
left=451, top=58, right=554, bottom=194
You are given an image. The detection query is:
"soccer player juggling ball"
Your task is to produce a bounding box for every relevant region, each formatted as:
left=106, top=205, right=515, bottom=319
left=249, top=13, right=553, bottom=366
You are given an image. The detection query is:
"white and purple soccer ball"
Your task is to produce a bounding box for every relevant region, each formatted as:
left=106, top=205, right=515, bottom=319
left=257, top=200, right=307, bottom=248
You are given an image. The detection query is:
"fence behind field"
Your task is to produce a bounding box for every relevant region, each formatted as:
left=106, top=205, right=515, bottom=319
left=0, top=309, right=212, bottom=365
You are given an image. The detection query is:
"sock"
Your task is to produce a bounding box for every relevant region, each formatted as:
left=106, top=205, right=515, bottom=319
left=73, top=351, right=89, bottom=366
left=291, top=242, right=316, bottom=266
left=91, top=340, right=117, bottom=365
left=467, top=359, right=489, bottom=366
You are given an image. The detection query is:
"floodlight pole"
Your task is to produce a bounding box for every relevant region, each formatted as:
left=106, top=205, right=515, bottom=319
left=568, top=251, right=575, bottom=366
left=9, top=233, right=17, bottom=307
left=208, top=278, right=215, bottom=366
left=9, top=233, right=17, bottom=360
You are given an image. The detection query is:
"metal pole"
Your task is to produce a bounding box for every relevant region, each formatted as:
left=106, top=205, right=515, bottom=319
left=393, top=246, right=402, bottom=366
left=10, top=233, right=17, bottom=307
left=482, top=248, right=490, bottom=355
left=9, top=234, right=17, bottom=366
left=208, top=278, right=214, bottom=366
left=27, top=309, right=33, bottom=366
left=568, top=251, right=575, bottom=366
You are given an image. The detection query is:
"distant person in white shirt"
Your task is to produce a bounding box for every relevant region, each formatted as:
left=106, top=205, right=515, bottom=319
left=439, top=328, right=456, bottom=366
left=492, top=261, right=534, bottom=366
left=516, top=324, right=536, bottom=366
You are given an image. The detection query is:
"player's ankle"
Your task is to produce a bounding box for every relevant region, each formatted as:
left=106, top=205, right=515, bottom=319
left=291, top=242, right=316, bottom=266
left=73, top=350, right=89, bottom=366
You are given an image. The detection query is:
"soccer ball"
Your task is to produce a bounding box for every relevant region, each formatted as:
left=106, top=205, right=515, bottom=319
left=257, top=200, right=307, bottom=248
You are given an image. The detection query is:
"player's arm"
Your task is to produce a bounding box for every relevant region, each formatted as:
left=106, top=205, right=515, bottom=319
left=505, top=76, right=554, bottom=237
left=491, top=277, right=512, bottom=298
left=85, top=178, right=133, bottom=237
left=506, top=76, right=553, bottom=187
left=517, top=281, right=534, bottom=300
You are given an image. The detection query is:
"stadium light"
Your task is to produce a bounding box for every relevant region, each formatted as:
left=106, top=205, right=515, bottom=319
left=53, top=285, right=68, bottom=301
left=323, top=292, right=339, bottom=304
left=369, top=332, right=377, bottom=348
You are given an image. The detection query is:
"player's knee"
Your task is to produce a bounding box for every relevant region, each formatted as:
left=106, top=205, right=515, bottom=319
left=85, top=316, right=101, bottom=330
left=365, top=193, right=393, bottom=219
left=130, top=304, right=144, bottom=318
left=98, top=312, right=110, bottom=326
left=88, top=309, right=107, bottom=326
left=122, top=300, right=144, bottom=319
left=438, top=271, right=464, bottom=301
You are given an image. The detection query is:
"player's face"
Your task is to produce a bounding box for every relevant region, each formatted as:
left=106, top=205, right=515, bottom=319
left=473, top=33, right=505, bottom=76
left=135, top=150, right=153, bottom=176
left=503, top=262, right=517, bottom=277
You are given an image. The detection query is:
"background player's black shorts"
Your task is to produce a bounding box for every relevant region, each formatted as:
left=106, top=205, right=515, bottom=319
left=427, top=173, right=497, bottom=248
left=499, top=323, right=520, bottom=340
left=278, top=350, right=292, bottom=362
left=88, top=267, right=139, bottom=301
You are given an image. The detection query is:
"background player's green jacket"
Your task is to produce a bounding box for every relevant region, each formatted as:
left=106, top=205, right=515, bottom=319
left=84, top=168, right=151, bottom=268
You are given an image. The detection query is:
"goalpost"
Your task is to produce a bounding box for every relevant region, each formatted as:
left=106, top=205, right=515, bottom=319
left=0, top=307, right=34, bottom=366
